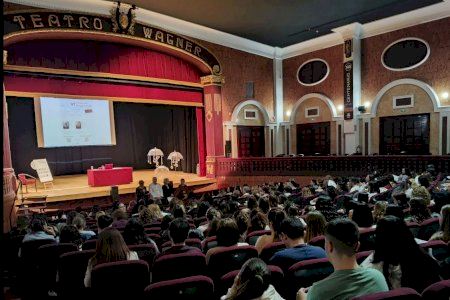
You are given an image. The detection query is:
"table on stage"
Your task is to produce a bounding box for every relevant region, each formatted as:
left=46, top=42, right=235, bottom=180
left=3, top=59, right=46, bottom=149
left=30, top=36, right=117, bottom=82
left=87, top=167, right=133, bottom=187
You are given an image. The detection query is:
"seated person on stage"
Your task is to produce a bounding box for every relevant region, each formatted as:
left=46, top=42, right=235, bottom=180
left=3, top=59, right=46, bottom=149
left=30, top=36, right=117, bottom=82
left=206, top=218, right=249, bottom=264
left=174, top=178, right=189, bottom=200
left=297, top=218, right=388, bottom=300
left=162, top=178, right=174, bottom=202
left=160, top=218, right=201, bottom=256
left=149, top=177, right=163, bottom=202
left=269, top=217, right=326, bottom=272
left=97, top=214, right=113, bottom=234
left=136, top=180, right=148, bottom=199
left=73, top=215, right=96, bottom=241
left=111, top=209, right=128, bottom=229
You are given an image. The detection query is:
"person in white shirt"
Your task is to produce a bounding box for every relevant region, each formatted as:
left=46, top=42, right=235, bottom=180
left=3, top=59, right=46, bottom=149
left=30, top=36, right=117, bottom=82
left=149, top=177, right=163, bottom=201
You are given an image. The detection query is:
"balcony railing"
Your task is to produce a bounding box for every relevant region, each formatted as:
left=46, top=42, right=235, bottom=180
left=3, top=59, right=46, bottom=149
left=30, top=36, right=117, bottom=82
left=215, top=155, right=450, bottom=177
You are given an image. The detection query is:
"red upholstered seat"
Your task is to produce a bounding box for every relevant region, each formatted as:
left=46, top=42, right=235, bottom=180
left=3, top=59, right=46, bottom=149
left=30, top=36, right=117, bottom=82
left=207, top=245, right=258, bottom=280
left=421, top=279, right=450, bottom=300
left=406, top=222, right=420, bottom=238
left=351, top=287, right=421, bottom=299
left=218, top=265, right=284, bottom=296
left=356, top=250, right=373, bottom=264
left=144, top=227, right=161, bottom=235
left=82, top=238, right=97, bottom=250
left=128, top=244, right=159, bottom=270
left=201, top=235, right=217, bottom=253
left=58, top=250, right=95, bottom=298
left=418, top=218, right=440, bottom=240
left=91, top=260, right=150, bottom=299
left=286, top=258, right=334, bottom=300
left=246, top=230, right=271, bottom=245
left=144, top=275, right=214, bottom=300
left=420, top=240, right=450, bottom=262
left=152, top=251, right=207, bottom=282
left=260, top=241, right=286, bottom=263
left=309, top=235, right=325, bottom=249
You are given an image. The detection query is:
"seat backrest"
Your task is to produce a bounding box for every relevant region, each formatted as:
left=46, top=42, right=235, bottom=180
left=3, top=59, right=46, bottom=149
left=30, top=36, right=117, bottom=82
left=20, top=239, right=56, bottom=262
left=351, top=287, right=421, bottom=300
left=18, top=173, right=27, bottom=183
left=356, top=250, right=373, bottom=265
left=145, top=227, right=161, bottom=234
left=202, top=236, right=217, bottom=253
left=420, top=240, right=450, bottom=262
left=152, top=251, right=207, bottom=282
left=128, top=244, right=158, bottom=269
left=145, top=275, right=214, bottom=300
left=260, top=241, right=286, bottom=263
left=246, top=230, right=271, bottom=245
left=91, top=260, right=149, bottom=298
left=359, top=228, right=376, bottom=251
left=406, top=222, right=420, bottom=238
left=208, top=245, right=258, bottom=280
left=58, top=250, right=95, bottom=297
left=185, top=238, right=202, bottom=250
left=286, top=258, right=334, bottom=300
left=309, top=235, right=325, bottom=249
left=418, top=218, right=440, bottom=240
left=421, top=279, right=450, bottom=300
left=82, top=239, right=97, bottom=250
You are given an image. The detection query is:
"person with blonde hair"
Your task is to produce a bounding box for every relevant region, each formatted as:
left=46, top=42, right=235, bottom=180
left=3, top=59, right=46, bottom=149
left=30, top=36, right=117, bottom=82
left=304, top=211, right=326, bottom=243
left=301, top=187, right=312, bottom=198
left=138, top=207, right=153, bottom=225
left=373, top=201, right=388, bottom=224
left=148, top=204, right=163, bottom=221
left=411, top=185, right=431, bottom=205
left=430, top=204, right=450, bottom=243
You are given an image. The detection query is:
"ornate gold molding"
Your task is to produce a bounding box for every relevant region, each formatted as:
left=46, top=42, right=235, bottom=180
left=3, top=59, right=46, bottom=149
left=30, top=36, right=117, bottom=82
left=201, top=75, right=225, bottom=86
left=3, top=50, right=7, bottom=65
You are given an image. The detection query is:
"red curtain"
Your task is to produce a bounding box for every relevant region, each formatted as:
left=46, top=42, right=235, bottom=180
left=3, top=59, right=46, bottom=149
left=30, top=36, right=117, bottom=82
left=7, top=39, right=202, bottom=83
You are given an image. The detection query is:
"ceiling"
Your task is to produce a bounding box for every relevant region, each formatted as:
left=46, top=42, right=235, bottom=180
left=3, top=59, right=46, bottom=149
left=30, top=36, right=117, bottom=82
left=106, top=0, right=442, bottom=47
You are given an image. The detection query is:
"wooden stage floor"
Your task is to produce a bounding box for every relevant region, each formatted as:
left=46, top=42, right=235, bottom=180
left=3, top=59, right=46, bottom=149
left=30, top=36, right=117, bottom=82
left=17, top=170, right=216, bottom=203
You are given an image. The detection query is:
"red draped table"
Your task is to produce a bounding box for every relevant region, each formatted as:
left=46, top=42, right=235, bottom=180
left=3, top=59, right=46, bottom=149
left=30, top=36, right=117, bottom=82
left=87, top=167, right=133, bottom=187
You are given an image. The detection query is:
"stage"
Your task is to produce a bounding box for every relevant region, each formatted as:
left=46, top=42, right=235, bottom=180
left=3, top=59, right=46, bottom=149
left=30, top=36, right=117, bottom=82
left=16, top=169, right=217, bottom=204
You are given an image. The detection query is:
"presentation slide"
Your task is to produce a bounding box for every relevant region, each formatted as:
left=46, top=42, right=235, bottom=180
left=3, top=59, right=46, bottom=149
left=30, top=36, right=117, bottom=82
left=36, top=97, right=116, bottom=148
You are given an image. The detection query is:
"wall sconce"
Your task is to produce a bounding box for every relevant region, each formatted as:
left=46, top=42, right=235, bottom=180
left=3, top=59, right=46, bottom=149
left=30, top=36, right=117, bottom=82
left=286, top=110, right=291, bottom=117
left=357, top=106, right=366, bottom=113
left=442, top=92, right=449, bottom=100
left=364, top=101, right=371, bottom=108
left=337, top=104, right=344, bottom=112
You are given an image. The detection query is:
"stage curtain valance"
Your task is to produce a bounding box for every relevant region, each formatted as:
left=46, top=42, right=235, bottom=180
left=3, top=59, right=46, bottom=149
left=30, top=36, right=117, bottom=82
left=6, top=39, right=202, bottom=83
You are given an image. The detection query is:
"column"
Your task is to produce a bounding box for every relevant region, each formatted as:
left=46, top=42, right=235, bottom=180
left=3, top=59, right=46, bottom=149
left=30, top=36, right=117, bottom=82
left=273, top=52, right=284, bottom=155
left=3, top=50, right=17, bottom=233
left=201, top=75, right=225, bottom=178
left=195, top=107, right=206, bottom=176
left=333, top=23, right=363, bottom=155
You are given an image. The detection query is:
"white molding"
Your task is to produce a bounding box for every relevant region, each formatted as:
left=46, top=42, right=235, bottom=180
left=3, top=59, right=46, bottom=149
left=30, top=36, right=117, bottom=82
left=243, top=109, right=258, bottom=120
left=289, top=93, right=340, bottom=124
left=370, top=78, right=445, bottom=117
left=5, top=0, right=450, bottom=59
left=381, top=37, right=431, bottom=71
left=230, top=99, right=273, bottom=125
left=296, top=58, right=330, bottom=86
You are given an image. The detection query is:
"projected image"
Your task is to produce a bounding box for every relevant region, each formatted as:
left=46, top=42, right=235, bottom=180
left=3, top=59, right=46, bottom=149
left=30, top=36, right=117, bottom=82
left=38, top=97, right=115, bottom=147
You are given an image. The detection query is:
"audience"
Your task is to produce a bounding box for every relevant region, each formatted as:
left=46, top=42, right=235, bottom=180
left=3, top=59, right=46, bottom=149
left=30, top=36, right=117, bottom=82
left=430, top=204, right=450, bottom=242
left=405, top=197, right=438, bottom=224
left=97, top=215, right=113, bottom=234
left=162, top=218, right=200, bottom=255
left=22, top=218, right=56, bottom=243
left=314, top=195, right=340, bottom=222
left=198, top=208, right=221, bottom=234
left=372, top=201, right=387, bottom=224
left=349, top=202, right=374, bottom=228
left=361, top=215, right=441, bottom=291
left=72, top=215, right=96, bottom=241
left=255, top=209, right=286, bottom=253
left=304, top=211, right=326, bottom=243
left=269, top=217, right=326, bottom=272
left=122, top=218, right=158, bottom=251
left=221, top=258, right=284, bottom=300
left=59, top=225, right=83, bottom=249
left=298, top=218, right=389, bottom=300
left=111, top=209, right=128, bottom=229
left=84, top=228, right=139, bottom=287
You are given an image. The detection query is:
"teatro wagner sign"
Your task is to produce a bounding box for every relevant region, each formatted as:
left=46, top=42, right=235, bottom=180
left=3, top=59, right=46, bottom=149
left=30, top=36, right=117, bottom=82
left=3, top=4, right=222, bottom=75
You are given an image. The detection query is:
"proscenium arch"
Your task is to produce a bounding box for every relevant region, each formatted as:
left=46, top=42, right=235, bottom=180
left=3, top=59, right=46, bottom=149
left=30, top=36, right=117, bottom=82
left=370, top=78, right=441, bottom=116
left=231, top=100, right=271, bottom=125
left=289, top=93, right=338, bottom=123
left=3, top=30, right=219, bottom=76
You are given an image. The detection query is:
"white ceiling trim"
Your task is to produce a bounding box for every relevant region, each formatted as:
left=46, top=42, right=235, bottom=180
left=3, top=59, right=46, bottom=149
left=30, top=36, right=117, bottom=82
left=5, top=0, right=450, bottom=60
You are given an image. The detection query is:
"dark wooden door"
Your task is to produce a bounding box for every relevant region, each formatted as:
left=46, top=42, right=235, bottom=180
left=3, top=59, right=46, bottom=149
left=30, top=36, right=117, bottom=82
left=380, top=113, right=430, bottom=155
left=237, top=126, right=265, bottom=157
left=296, top=122, right=330, bottom=155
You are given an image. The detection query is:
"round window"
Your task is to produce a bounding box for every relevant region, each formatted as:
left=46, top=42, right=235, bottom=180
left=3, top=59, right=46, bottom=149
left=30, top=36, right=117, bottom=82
left=297, top=59, right=329, bottom=86
left=382, top=38, right=429, bottom=71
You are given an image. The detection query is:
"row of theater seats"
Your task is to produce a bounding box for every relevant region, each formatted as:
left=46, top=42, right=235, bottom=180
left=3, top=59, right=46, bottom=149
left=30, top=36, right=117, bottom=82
left=14, top=230, right=450, bottom=300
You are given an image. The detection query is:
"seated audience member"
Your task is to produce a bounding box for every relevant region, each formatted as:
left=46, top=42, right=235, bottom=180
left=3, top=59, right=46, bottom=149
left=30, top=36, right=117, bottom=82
left=373, top=201, right=388, bottom=224
left=73, top=215, right=96, bottom=241
left=54, top=210, right=67, bottom=225
left=59, top=225, right=83, bottom=250
left=162, top=178, right=174, bottom=200
left=149, top=177, right=163, bottom=202
left=122, top=218, right=158, bottom=250
left=57, top=211, right=78, bottom=232
left=111, top=209, right=128, bottom=229
left=148, top=204, right=163, bottom=222
left=88, top=205, right=100, bottom=219
left=298, top=218, right=388, bottom=300
left=198, top=208, right=221, bottom=233
left=160, top=215, right=175, bottom=243
left=258, top=198, right=270, bottom=214
left=249, top=211, right=269, bottom=233
left=411, top=185, right=431, bottom=205
left=118, top=202, right=127, bottom=213
left=315, top=195, right=340, bottom=222
left=221, top=258, right=284, bottom=300
left=255, top=209, right=286, bottom=253
left=139, top=207, right=153, bottom=225
left=301, top=187, right=313, bottom=198
left=429, top=204, right=450, bottom=243
left=385, top=204, right=405, bottom=220
left=269, top=217, right=326, bottom=272
left=206, top=218, right=249, bottom=263
left=405, top=197, right=438, bottom=224
left=349, top=202, right=374, bottom=228
left=22, top=218, right=56, bottom=243
left=348, top=177, right=364, bottom=194
left=235, top=210, right=251, bottom=243
left=247, top=196, right=259, bottom=210
left=84, top=228, right=139, bottom=287
left=172, top=204, right=186, bottom=219
left=161, top=218, right=200, bottom=255
left=174, top=178, right=189, bottom=200
left=304, top=211, right=326, bottom=243
left=361, top=215, right=441, bottom=291
left=97, top=215, right=113, bottom=234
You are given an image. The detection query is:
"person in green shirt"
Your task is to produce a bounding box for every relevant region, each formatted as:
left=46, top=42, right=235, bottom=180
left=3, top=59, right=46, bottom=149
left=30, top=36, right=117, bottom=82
left=297, top=218, right=389, bottom=300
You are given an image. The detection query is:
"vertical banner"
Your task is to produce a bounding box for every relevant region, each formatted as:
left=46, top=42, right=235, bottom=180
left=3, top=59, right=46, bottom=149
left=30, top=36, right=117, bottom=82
left=344, top=39, right=352, bottom=59
left=344, top=61, right=353, bottom=120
